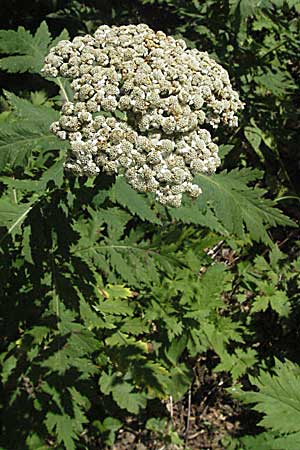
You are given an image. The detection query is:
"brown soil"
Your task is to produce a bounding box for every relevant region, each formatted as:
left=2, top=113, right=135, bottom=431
left=111, top=355, right=241, bottom=450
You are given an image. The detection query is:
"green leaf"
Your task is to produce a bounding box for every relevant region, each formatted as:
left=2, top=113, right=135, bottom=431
left=112, top=382, right=147, bottom=414
left=252, top=291, right=290, bottom=317
left=38, top=159, right=65, bottom=189
left=169, top=203, right=226, bottom=234
left=0, top=21, right=64, bottom=74
left=94, top=298, right=134, bottom=316
left=0, top=92, right=67, bottom=171
left=3, top=90, right=58, bottom=123
left=194, top=168, right=295, bottom=245
left=45, top=414, right=77, bottom=450
left=99, top=373, right=146, bottom=413
left=231, top=359, right=300, bottom=435
left=33, top=21, right=52, bottom=54
left=255, top=69, right=296, bottom=96
left=1, top=355, right=17, bottom=384
left=101, top=284, right=134, bottom=299
left=165, top=365, right=191, bottom=400
left=244, top=126, right=264, bottom=161
left=215, top=348, right=258, bottom=380
left=239, top=432, right=277, bottom=450
left=26, top=433, right=51, bottom=450
left=94, top=417, right=122, bottom=446
left=99, top=371, right=116, bottom=395
left=120, top=317, right=148, bottom=335
left=30, top=91, right=48, bottom=106
left=110, top=176, right=161, bottom=223
left=0, top=197, right=33, bottom=233
left=229, top=0, right=256, bottom=17
left=165, top=335, right=188, bottom=366
left=0, top=27, right=33, bottom=54
left=268, top=431, right=300, bottom=450
left=0, top=121, right=63, bottom=170
left=90, top=207, right=131, bottom=241
left=0, top=160, right=64, bottom=193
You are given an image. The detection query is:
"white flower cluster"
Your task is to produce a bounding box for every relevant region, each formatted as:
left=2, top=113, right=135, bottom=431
left=43, top=24, right=243, bottom=207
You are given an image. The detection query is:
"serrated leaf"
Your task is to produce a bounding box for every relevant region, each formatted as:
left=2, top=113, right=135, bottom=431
left=268, top=431, right=300, bottom=450
left=68, top=330, right=100, bottom=354
left=233, top=359, right=300, bottom=435
left=99, top=371, right=116, bottom=395
left=215, top=348, right=257, bottom=380
left=26, top=433, right=51, bottom=450
left=255, top=69, right=296, bottom=96
left=0, top=27, right=32, bottom=54
left=252, top=291, right=290, bottom=317
left=90, top=207, right=131, bottom=241
left=0, top=177, right=40, bottom=191
left=251, top=295, right=270, bottom=313
left=50, top=29, right=69, bottom=48
left=33, top=21, right=51, bottom=53
left=0, top=120, right=64, bottom=170
left=45, top=414, right=77, bottom=450
left=0, top=160, right=64, bottom=193
left=169, top=202, right=226, bottom=234
left=101, top=284, right=134, bottom=299
left=194, top=168, right=295, bottom=245
left=244, top=126, right=264, bottom=161
left=112, top=382, right=147, bottom=414
left=1, top=355, right=17, bottom=384
left=3, top=90, right=58, bottom=123
left=120, top=318, right=148, bottom=335
left=108, top=248, right=138, bottom=284
left=0, top=92, right=67, bottom=171
left=99, top=373, right=147, bottom=413
left=0, top=197, right=33, bottom=232
left=0, top=21, right=55, bottom=73
left=38, top=159, right=65, bottom=188
left=165, top=335, right=188, bottom=366
left=110, top=176, right=161, bottom=223
left=30, top=91, right=48, bottom=106
left=94, top=297, right=134, bottom=316
left=0, top=56, right=40, bottom=73
left=239, top=432, right=277, bottom=450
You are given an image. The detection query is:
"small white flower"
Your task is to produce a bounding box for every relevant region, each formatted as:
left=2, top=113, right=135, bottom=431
left=43, top=24, right=243, bottom=207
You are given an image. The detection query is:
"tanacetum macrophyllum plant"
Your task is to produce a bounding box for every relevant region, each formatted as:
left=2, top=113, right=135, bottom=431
left=0, top=11, right=299, bottom=450
left=43, top=24, right=244, bottom=207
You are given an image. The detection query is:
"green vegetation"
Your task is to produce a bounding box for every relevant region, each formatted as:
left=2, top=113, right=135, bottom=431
left=0, top=1, right=299, bottom=449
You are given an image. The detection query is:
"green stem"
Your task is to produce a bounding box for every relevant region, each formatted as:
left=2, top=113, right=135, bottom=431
left=57, top=77, right=69, bottom=102
left=275, top=195, right=300, bottom=203
left=261, top=40, right=287, bottom=60
left=12, top=177, right=18, bottom=204
left=12, top=189, right=17, bottom=204
left=50, top=254, right=60, bottom=328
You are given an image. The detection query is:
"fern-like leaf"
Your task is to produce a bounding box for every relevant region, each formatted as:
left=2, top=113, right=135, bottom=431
left=191, top=168, right=295, bottom=244
left=240, top=430, right=300, bottom=450
left=0, top=92, right=67, bottom=170
left=170, top=203, right=226, bottom=234
left=46, top=414, right=77, bottom=450
left=99, top=372, right=147, bottom=414
left=0, top=196, right=33, bottom=238
left=73, top=206, right=175, bottom=285
left=0, top=22, right=68, bottom=74
left=110, top=176, right=161, bottom=224
left=0, top=121, right=63, bottom=170
left=3, top=90, right=58, bottom=123
left=231, top=358, right=300, bottom=435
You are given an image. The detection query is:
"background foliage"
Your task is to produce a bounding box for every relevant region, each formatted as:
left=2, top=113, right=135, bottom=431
left=0, top=1, right=299, bottom=449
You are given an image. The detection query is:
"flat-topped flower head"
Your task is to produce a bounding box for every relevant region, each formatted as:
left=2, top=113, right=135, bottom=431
left=43, top=24, right=243, bottom=207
